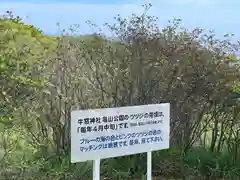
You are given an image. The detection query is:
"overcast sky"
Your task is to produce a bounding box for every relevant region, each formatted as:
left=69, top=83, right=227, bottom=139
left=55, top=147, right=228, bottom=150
left=1, top=0, right=240, bottom=40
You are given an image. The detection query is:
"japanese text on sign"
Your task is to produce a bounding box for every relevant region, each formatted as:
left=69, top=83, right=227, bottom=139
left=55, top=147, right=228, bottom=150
left=71, top=103, right=170, bottom=163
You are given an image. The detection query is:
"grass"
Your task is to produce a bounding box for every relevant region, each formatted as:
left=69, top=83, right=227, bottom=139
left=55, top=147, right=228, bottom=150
left=1, top=122, right=239, bottom=179
left=0, top=146, right=240, bottom=180
left=0, top=149, right=4, bottom=159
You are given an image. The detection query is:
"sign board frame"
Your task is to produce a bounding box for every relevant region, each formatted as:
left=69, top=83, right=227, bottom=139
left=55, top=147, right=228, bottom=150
left=71, top=103, right=170, bottom=180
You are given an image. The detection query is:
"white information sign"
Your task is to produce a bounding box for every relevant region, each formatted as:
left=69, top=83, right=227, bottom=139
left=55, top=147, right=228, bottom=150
left=71, top=103, right=170, bottom=163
